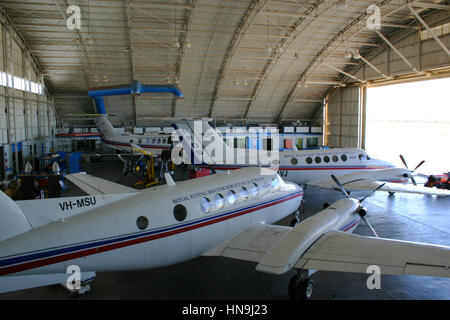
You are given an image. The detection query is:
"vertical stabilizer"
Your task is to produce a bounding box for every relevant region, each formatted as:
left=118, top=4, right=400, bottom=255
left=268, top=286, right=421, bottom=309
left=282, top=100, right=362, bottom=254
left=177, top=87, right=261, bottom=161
left=0, top=191, right=32, bottom=242
left=94, top=115, right=117, bottom=141
left=172, top=118, right=234, bottom=165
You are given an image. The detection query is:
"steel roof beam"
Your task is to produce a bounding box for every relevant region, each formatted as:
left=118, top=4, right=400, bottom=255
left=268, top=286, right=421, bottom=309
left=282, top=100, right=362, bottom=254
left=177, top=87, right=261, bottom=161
left=208, top=0, right=270, bottom=118
left=275, top=0, right=410, bottom=124
left=374, top=29, right=420, bottom=73
left=408, top=5, right=450, bottom=57
left=242, top=0, right=334, bottom=120
left=53, top=0, right=91, bottom=90
left=173, top=0, right=198, bottom=117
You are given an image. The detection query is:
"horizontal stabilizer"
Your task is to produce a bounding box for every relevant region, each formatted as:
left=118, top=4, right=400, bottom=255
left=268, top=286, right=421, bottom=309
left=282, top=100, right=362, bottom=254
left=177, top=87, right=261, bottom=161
left=65, top=173, right=138, bottom=195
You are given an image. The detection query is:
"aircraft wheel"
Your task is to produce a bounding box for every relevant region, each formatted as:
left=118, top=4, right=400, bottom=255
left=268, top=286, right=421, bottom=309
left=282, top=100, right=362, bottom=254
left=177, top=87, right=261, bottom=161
left=388, top=192, right=395, bottom=196
left=290, top=210, right=300, bottom=227
left=288, top=275, right=314, bottom=300
left=77, top=284, right=91, bottom=295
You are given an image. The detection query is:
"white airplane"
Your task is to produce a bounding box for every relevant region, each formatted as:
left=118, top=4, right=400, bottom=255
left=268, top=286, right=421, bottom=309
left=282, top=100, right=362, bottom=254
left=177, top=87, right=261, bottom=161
left=173, top=118, right=450, bottom=197
left=0, top=168, right=449, bottom=299
left=94, top=114, right=172, bottom=156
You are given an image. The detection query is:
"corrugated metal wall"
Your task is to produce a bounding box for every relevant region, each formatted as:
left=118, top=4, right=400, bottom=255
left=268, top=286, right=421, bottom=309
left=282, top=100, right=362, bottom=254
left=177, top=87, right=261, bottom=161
left=0, top=22, right=57, bottom=177
left=325, top=86, right=362, bottom=148
left=326, top=13, right=449, bottom=150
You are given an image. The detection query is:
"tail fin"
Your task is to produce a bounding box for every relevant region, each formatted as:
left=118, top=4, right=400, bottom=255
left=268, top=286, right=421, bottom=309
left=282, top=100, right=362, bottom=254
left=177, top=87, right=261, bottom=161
left=94, top=115, right=116, bottom=141
left=0, top=191, right=32, bottom=242
left=172, top=118, right=234, bottom=165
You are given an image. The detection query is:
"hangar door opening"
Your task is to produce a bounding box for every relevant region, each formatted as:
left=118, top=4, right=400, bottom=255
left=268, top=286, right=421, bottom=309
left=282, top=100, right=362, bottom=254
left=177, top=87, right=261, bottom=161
left=365, top=77, right=450, bottom=175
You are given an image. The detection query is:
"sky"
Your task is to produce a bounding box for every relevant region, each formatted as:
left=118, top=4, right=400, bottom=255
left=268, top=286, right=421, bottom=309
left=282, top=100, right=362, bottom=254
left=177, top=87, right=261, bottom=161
left=366, top=77, right=450, bottom=176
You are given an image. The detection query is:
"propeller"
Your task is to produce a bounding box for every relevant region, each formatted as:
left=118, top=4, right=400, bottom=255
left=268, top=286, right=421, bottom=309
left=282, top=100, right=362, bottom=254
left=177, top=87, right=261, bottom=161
left=399, top=155, right=425, bottom=186
left=331, top=175, right=382, bottom=238
left=330, top=174, right=351, bottom=198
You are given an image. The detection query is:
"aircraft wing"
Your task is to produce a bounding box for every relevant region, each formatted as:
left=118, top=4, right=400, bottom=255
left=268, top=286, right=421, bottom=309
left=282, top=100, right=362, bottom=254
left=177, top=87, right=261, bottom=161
left=293, top=231, right=450, bottom=277
left=308, top=172, right=450, bottom=196
left=206, top=224, right=450, bottom=278
left=65, top=173, right=138, bottom=195
left=202, top=223, right=292, bottom=263
left=340, top=180, right=450, bottom=197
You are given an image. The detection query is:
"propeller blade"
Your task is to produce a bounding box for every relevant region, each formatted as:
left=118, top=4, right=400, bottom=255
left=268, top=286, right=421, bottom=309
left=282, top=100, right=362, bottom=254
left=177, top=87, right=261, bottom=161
left=360, top=215, right=379, bottom=238
left=413, top=160, right=425, bottom=172
left=399, top=155, right=408, bottom=169
left=359, top=183, right=386, bottom=203
left=331, top=175, right=351, bottom=198
left=411, top=176, right=417, bottom=186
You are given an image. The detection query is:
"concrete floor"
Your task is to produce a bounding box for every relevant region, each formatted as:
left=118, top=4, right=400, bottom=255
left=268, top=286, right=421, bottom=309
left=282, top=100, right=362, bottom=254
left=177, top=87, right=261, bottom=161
left=1, top=161, right=449, bottom=300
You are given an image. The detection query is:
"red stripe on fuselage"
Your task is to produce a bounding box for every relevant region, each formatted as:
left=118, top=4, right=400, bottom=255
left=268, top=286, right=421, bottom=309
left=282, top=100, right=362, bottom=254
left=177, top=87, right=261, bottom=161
left=0, top=193, right=302, bottom=276
left=201, top=166, right=391, bottom=171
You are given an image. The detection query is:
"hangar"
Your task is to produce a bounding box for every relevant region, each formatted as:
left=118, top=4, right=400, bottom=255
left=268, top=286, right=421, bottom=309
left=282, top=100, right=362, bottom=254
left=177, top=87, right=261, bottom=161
left=0, top=0, right=448, bottom=300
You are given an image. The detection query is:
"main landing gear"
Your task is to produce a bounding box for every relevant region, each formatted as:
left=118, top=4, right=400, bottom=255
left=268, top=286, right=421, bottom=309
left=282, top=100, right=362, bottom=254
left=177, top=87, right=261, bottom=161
left=290, top=210, right=300, bottom=227
left=288, top=269, right=314, bottom=300
left=290, top=200, right=305, bottom=227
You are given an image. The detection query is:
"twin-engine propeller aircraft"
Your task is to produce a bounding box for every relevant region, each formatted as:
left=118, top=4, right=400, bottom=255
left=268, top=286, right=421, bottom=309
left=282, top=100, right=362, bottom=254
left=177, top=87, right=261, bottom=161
left=173, top=118, right=450, bottom=197
left=93, top=114, right=172, bottom=156
left=90, top=81, right=182, bottom=156
left=0, top=168, right=449, bottom=299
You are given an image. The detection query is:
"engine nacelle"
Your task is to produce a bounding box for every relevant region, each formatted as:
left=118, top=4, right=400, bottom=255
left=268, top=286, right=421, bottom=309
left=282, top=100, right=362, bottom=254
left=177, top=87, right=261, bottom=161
left=358, top=207, right=368, bottom=217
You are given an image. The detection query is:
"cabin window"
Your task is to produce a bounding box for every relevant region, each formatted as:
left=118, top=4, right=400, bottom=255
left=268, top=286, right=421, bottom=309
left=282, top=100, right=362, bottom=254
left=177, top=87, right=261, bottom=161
left=260, top=182, right=270, bottom=195
left=151, top=138, right=156, bottom=143
left=315, top=157, right=321, bottom=164
left=162, top=139, right=167, bottom=144
left=306, top=157, right=313, bottom=164
left=250, top=183, right=260, bottom=197
left=239, top=187, right=249, bottom=201
left=200, top=197, right=212, bottom=214
left=332, top=155, right=339, bottom=162
left=341, top=154, right=348, bottom=161
left=136, top=216, right=149, bottom=230
left=271, top=177, right=280, bottom=190
left=291, top=157, right=298, bottom=165
left=173, top=204, right=187, bottom=222
left=227, top=190, right=238, bottom=205
left=324, top=156, right=330, bottom=163
left=157, top=139, right=161, bottom=143
left=213, top=194, right=225, bottom=209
